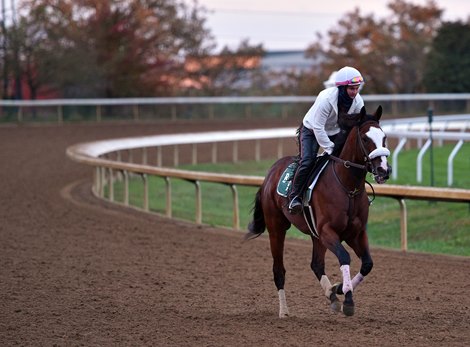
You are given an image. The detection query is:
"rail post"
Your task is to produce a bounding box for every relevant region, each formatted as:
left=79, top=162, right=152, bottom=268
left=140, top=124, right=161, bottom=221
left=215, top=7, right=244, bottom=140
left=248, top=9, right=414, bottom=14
left=173, top=145, right=179, bottom=167
left=448, top=140, right=464, bottom=186
left=99, top=166, right=105, bottom=198
left=398, top=198, right=408, bottom=251
left=142, top=174, right=149, bottom=211
left=233, top=141, right=238, bottom=163
left=17, top=106, right=22, bottom=123
left=96, top=105, right=101, bottom=122
left=93, top=167, right=100, bottom=196
left=133, top=104, right=139, bottom=121
left=230, top=184, right=240, bottom=230
left=211, top=143, right=217, bottom=164
left=157, top=146, right=162, bottom=167
left=428, top=108, right=435, bottom=186
left=109, top=168, right=114, bottom=202
left=58, top=105, right=63, bottom=124
left=142, top=147, right=148, bottom=165
left=192, top=144, right=197, bottom=165
left=123, top=171, right=129, bottom=206
left=255, top=139, right=261, bottom=162
left=194, top=180, right=202, bottom=224
left=165, top=177, right=172, bottom=218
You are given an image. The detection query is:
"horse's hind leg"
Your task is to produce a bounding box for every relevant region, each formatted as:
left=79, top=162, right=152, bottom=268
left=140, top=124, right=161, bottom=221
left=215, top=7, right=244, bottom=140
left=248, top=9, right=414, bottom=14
left=267, top=219, right=290, bottom=318
left=310, top=238, right=341, bottom=312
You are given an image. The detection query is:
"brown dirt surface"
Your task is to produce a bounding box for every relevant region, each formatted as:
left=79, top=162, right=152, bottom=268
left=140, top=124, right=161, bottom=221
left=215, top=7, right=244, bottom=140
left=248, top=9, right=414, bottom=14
left=1, top=120, right=469, bottom=347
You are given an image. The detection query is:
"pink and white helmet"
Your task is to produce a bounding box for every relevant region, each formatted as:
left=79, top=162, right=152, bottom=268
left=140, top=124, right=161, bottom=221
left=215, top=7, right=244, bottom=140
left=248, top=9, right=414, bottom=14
left=334, top=66, right=364, bottom=86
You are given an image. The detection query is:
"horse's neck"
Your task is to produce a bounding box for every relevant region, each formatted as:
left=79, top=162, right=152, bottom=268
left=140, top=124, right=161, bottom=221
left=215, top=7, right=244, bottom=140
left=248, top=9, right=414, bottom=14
left=336, top=128, right=366, bottom=184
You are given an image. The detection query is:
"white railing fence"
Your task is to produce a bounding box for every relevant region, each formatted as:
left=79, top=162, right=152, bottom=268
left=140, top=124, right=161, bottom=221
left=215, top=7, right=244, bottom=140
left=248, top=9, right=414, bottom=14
left=67, top=123, right=470, bottom=252
left=2, top=94, right=470, bottom=123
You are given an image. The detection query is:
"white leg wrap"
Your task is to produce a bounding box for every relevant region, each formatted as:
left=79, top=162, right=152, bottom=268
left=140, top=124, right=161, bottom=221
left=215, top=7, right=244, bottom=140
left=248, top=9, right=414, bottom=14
left=278, top=289, right=289, bottom=318
left=320, top=275, right=333, bottom=298
left=340, top=265, right=353, bottom=294
left=351, top=273, right=364, bottom=290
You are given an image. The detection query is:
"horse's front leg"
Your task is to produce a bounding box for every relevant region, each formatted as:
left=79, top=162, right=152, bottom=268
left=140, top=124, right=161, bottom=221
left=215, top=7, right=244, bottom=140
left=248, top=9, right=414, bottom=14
left=320, top=229, right=355, bottom=316
left=333, top=229, right=374, bottom=295
left=331, top=233, right=373, bottom=319
left=310, top=237, right=341, bottom=313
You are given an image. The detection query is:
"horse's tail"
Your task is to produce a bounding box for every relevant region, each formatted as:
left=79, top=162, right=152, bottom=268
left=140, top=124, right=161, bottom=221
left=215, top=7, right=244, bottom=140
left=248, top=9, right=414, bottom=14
left=244, top=188, right=266, bottom=241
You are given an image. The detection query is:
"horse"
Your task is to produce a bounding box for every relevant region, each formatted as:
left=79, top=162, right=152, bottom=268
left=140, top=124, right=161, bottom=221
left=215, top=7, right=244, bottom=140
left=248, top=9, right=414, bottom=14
left=245, top=106, right=391, bottom=318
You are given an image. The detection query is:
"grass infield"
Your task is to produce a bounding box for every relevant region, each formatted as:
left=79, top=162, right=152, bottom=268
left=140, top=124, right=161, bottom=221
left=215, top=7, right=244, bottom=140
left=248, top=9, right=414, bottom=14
left=112, top=144, right=470, bottom=256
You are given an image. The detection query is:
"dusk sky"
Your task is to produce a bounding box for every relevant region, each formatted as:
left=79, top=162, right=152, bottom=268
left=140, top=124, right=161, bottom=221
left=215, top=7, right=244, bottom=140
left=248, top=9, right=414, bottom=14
left=190, top=0, right=470, bottom=50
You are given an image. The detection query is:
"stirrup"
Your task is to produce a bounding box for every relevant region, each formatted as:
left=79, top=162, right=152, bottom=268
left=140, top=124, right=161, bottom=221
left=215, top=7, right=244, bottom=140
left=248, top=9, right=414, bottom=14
left=288, top=197, right=302, bottom=214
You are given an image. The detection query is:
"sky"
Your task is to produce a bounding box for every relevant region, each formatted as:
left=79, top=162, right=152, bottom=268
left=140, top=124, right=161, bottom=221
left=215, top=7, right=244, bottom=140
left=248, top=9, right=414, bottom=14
left=189, top=0, right=470, bottom=51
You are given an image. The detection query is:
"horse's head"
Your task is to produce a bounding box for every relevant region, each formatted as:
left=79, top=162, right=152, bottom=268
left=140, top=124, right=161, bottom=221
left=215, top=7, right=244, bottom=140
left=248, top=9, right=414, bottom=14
left=355, top=106, right=392, bottom=184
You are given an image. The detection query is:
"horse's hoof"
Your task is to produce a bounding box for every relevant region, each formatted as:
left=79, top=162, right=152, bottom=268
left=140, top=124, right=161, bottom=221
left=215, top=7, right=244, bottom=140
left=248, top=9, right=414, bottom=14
left=279, top=311, right=289, bottom=318
left=342, top=303, right=355, bottom=316
left=329, top=293, right=341, bottom=313
left=330, top=299, right=341, bottom=313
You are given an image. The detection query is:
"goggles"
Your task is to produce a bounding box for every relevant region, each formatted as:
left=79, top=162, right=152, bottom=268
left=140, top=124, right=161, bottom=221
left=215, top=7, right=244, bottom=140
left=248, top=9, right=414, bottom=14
left=336, top=75, right=364, bottom=86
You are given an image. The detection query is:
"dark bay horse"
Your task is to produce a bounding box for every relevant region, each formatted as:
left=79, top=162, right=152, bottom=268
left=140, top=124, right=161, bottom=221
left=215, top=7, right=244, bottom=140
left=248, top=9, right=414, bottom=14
left=246, top=106, right=391, bottom=318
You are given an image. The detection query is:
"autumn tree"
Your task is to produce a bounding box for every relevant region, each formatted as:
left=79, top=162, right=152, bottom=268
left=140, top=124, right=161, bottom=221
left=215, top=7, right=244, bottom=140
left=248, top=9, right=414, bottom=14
left=423, top=21, right=470, bottom=92
left=305, top=0, right=443, bottom=94
left=18, top=0, right=215, bottom=98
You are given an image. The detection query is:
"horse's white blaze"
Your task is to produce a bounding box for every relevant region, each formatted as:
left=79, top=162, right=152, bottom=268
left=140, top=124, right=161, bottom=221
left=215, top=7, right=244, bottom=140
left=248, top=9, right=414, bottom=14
left=340, top=265, right=353, bottom=294
left=278, top=289, right=289, bottom=318
left=366, top=127, right=390, bottom=171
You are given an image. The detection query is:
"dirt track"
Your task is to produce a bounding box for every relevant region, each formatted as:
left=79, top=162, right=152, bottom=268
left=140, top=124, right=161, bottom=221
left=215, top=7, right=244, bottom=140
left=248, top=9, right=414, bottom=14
left=1, top=120, right=469, bottom=346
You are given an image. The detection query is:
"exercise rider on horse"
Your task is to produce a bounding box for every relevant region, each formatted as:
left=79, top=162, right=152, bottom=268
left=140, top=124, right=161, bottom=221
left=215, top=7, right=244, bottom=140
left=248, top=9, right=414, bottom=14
left=288, top=66, right=365, bottom=214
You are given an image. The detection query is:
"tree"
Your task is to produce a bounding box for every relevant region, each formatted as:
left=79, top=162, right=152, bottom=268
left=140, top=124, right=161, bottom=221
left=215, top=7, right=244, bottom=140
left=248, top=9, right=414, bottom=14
left=305, top=0, right=443, bottom=94
left=19, top=0, right=215, bottom=98
left=423, top=21, right=470, bottom=92
left=187, top=40, right=265, bottom=96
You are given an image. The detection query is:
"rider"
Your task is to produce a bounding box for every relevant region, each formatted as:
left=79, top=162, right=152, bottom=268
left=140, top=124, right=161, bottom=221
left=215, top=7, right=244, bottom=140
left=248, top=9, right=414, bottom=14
left=288, top=66, right=365, bottom=214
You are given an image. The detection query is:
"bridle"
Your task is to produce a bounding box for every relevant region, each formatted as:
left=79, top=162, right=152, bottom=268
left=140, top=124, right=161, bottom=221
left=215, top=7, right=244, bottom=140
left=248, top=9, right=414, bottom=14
left=330, top=121, right=389, bottom=175
left=329, top=121, right=390, bottom=204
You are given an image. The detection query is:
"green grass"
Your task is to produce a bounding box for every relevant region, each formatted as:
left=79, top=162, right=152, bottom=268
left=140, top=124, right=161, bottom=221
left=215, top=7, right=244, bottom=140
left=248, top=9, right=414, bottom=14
left=110, top=143, right=470, bottom=256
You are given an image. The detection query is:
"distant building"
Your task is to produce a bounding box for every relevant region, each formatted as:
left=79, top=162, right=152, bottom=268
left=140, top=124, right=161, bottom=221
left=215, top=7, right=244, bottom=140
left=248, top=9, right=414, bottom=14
left=181, top=50, right=322, bottom=93
left=261, top=50, right=321, bottom=73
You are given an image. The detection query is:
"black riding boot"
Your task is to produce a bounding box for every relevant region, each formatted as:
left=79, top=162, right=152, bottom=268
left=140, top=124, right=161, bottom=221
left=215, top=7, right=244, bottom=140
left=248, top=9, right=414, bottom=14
left=288, top=162, right=313, bottom=214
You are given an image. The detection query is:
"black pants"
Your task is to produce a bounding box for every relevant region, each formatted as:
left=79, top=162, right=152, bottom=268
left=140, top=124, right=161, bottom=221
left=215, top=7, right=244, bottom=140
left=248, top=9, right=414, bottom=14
left=290, top=126, right=336, bottom=200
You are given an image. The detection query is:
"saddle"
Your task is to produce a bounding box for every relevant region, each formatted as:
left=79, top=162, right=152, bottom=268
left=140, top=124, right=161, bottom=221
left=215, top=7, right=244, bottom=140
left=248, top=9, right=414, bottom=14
left=276, top=155, right=330, bottom=239
left=276, top=155, right=330, bottom=198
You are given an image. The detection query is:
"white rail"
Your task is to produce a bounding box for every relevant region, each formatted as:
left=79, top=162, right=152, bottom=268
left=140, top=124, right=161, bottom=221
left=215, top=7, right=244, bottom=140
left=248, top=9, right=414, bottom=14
left=67, top=124, right=470, bottom=252
left=2, top=94, right=470, bottom=123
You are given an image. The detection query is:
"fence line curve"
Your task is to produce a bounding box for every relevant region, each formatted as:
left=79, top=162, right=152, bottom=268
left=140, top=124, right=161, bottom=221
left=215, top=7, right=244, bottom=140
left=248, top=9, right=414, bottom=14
left=67, top=121, right=470, bottom=252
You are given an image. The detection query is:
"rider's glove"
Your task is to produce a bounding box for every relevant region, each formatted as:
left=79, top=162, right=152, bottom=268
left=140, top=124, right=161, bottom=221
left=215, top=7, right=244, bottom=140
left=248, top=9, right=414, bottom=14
left=324, top=147, right=334, bottom=155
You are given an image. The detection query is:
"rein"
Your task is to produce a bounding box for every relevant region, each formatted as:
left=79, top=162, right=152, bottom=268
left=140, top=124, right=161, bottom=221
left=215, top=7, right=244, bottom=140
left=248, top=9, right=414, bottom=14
left=329, top=124, right=378, bottom=205
left=329, top=155, right=367, bottom=171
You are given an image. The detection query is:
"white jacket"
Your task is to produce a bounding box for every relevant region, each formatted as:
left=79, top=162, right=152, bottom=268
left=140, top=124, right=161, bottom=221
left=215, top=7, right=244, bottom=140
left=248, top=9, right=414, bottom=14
left=303, top=87, right=364, bottom=154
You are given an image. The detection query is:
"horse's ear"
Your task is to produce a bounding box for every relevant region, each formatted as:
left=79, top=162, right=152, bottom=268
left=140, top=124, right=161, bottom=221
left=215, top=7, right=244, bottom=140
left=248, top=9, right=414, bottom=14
left=374, top=105, right=383, bottom=122
left=360, top=106, right=367, bottom=122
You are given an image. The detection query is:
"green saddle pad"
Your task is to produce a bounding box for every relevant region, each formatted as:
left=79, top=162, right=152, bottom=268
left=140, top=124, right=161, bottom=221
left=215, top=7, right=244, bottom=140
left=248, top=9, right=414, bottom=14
left=276, top=162, right=298, bottom=197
